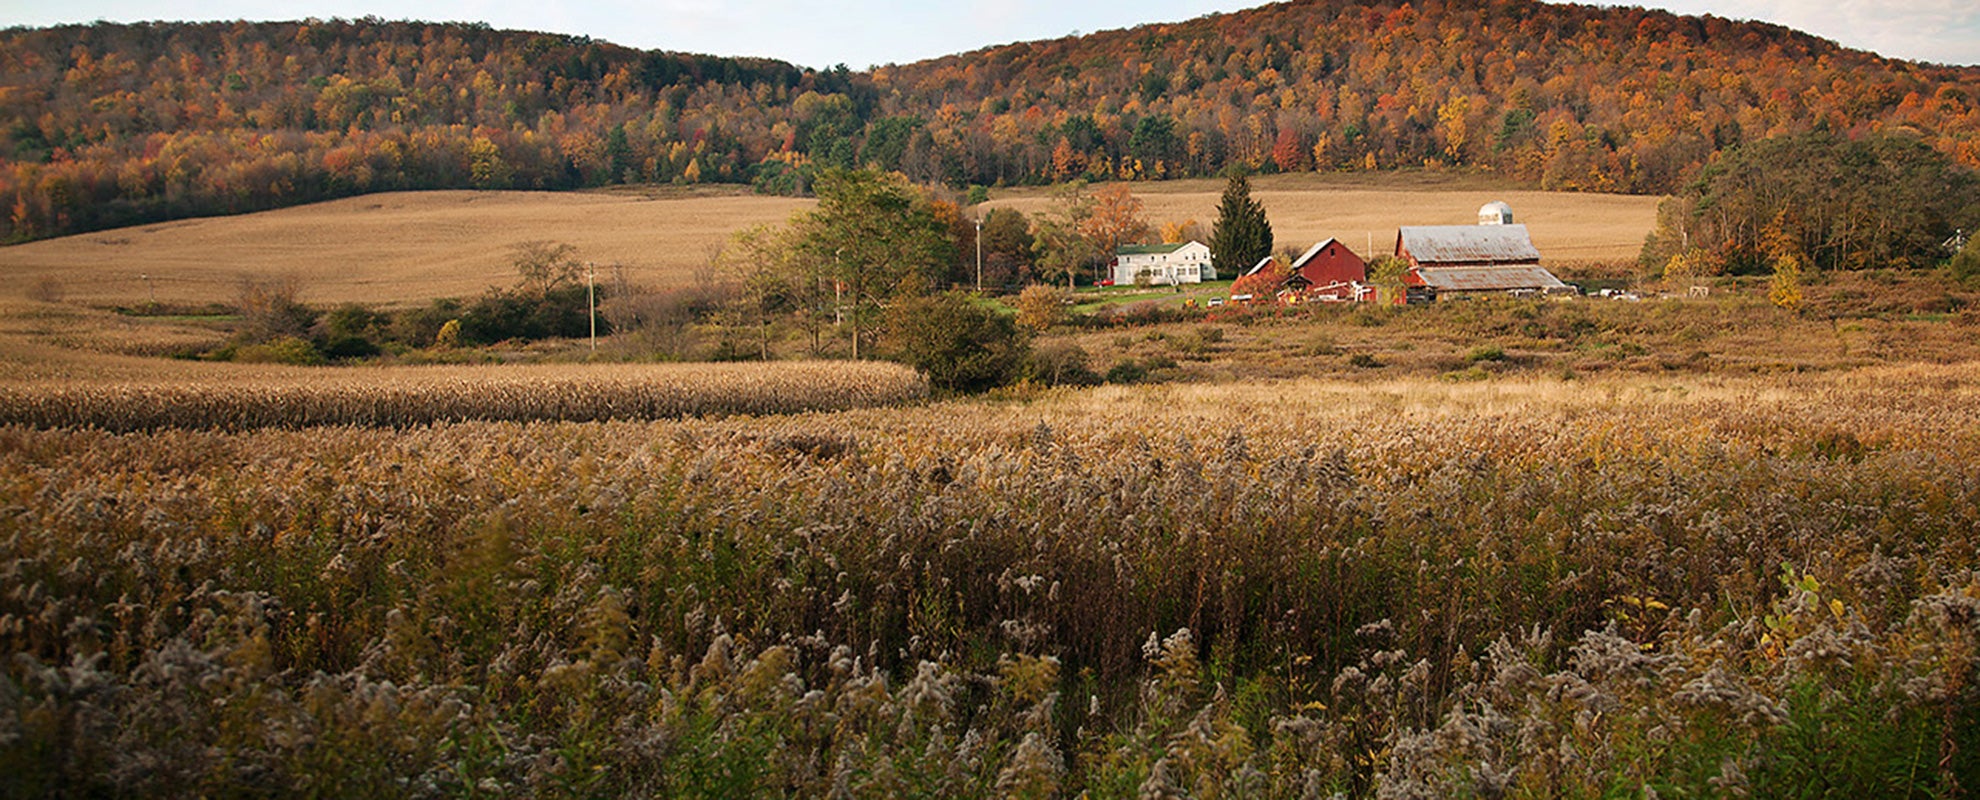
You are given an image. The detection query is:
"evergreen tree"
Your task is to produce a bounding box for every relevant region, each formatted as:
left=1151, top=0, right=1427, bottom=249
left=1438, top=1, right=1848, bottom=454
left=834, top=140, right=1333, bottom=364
left=1209, top=173, right=1273, bottom=279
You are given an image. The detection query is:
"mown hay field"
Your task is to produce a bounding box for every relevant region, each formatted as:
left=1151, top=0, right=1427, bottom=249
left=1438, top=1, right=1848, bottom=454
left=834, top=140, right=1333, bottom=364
left=0, top=174, right=1656, bottom=313
left=0, top=186, right=814, bottom=308
left=5, top=365, right=1979, bottom=796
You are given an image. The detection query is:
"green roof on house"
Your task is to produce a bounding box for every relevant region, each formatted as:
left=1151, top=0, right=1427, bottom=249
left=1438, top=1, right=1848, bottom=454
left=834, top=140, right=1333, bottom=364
left=1116, top=243, right=1190, bottom=256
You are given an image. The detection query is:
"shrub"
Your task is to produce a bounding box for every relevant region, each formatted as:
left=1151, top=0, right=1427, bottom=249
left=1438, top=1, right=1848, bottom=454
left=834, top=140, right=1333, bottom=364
left=319, top=335, right=381, bottom=360
left=391, top=299, right=463, bottom=347
left=1771, top=253, right=1806, bottom=310
left=319, top=303, right=384, bottom=339
left=1104, top=299, right=1186, bottom=327
left=233, top=335, right=325, bottom=365
left=883, top=291, right=1028, bottom=395
left=433, top=318, right=462, bottom=348
left=1105, top=359, right=1147, bottom=384
left=1026, top=340, right=1099, bottom=386
left=1951, top=234, right=1980, bottom=287
left=1014, top=284, right=1070, bottom=332
left=1302, top=333, right=1340, bottom=356
left=235, top=278, right=316, bottom=342
left=1663, top=248, right=1724, bottom=282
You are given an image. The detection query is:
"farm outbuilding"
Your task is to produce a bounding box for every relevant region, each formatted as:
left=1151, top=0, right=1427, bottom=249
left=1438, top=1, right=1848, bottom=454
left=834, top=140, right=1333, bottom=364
left=1394, top=221, right=1570, bottom=300
left=1395, top=224, right=1542, bottom=269
left=1405, top=265, right=1569, bottom=295
left=1284, top=238, right=1367, bottom=300
left=1234, top=238, right=1374, bottom=303
left=1478, top=200, right=1514, bottom=226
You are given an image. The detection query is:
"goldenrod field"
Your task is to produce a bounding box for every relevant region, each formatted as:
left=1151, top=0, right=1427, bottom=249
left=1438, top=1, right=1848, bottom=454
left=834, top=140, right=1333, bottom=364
left=5, top=363, right=1979, bottom=796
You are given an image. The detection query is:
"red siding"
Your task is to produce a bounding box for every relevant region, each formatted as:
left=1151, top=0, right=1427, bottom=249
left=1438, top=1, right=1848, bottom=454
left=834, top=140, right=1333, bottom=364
left=1293, top=241, right=1366, bottom=286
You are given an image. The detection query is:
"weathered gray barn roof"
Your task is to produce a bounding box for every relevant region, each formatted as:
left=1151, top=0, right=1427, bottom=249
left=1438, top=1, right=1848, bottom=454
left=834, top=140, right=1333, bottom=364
left=1398, top=224, right=1541, bottom=265
left=1412, top=265, right=1568, bottom=292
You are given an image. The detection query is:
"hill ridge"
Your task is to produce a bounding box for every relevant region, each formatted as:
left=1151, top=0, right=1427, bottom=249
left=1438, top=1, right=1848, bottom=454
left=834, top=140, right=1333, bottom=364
left=2, top=1, right=1976, bottom=242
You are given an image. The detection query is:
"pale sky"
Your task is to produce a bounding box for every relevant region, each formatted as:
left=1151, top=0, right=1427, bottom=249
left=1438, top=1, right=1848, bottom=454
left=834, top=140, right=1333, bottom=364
left=2, top=0, right=1975, bottom=69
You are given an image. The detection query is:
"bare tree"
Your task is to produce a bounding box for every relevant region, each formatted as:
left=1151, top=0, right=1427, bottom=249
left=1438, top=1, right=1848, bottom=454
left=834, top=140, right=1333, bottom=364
left=509, top=240, right=582, bottom=295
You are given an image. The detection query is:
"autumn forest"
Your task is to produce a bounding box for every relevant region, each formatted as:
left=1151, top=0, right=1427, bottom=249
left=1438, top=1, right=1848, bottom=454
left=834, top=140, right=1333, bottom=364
left=5, top=0, right=1980, bottom=243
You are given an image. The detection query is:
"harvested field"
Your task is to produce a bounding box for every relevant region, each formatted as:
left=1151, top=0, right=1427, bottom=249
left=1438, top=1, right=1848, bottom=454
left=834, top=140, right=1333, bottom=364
left=0, top=186, right=814, bottom=308
left=0, top=176, right=1656, bottom=315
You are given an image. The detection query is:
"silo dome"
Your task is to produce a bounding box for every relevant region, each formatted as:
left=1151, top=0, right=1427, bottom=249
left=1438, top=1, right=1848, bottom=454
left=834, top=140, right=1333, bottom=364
left=1478, top=201, right=1513, bottom=226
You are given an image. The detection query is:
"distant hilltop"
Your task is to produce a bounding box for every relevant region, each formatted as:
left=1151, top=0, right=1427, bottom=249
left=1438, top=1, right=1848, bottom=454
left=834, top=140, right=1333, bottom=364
left=4, top=0, right=1978, bottom=241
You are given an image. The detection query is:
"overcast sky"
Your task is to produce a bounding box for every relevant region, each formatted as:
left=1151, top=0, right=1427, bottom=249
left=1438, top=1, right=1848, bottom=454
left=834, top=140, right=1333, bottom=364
left=3, top=0, right=1976, bottom=69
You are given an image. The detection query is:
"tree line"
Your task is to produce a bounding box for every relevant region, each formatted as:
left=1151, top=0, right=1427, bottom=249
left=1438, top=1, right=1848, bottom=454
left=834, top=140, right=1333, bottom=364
left=1642, top=132, right=1980, bottom=276
left=6, top=0, right=1980, bottom=241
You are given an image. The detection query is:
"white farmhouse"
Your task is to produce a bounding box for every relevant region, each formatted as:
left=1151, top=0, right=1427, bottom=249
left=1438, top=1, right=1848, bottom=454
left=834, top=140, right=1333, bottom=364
left=1111, top=241, right=1215, bottom=285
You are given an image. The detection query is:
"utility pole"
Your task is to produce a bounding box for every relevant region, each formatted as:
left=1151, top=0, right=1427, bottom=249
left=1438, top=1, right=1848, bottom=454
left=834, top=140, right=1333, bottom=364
left=586, top=261, right=596, bottom=352
left=974, top=214, right=983, bottom=293
left=834, top=248, right=856, bottom=360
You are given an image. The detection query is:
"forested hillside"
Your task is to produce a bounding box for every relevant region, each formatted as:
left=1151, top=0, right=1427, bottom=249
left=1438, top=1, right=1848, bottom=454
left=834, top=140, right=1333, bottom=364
left=877, top=0, right=1980, bottom=190
left=0, top=18, right=822, bottom=241
left=5, top=0, right=1979, bottom=242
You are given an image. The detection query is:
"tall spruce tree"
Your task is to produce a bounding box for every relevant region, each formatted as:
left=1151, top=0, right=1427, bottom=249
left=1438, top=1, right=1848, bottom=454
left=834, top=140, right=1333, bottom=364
left=1209, top=173, right=1273, bottom=278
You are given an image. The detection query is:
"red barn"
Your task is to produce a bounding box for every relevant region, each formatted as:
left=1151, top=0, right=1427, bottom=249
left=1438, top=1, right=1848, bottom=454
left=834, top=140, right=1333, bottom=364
left=1285, top=238, right=1367, bottom=300
left=1232, top=239, right=1372, bottom=303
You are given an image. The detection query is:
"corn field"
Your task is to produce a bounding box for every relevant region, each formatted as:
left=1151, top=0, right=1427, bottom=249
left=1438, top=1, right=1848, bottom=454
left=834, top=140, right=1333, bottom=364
left=4, top=366, right=1980, bottom=796
left=0, top=361, right=928, bottom=431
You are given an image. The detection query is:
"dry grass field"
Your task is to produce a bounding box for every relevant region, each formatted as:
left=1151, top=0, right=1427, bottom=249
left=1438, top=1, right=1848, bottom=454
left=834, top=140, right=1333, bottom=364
left=0, top=185, right=815, bottom=309
left=7, top=178, right=1980, bottom=796
left=7, top=365, right=1979, bottom=795
left=0, top=176, right=1658, bottom=380
left=0, top=175, right=1656, bottom=315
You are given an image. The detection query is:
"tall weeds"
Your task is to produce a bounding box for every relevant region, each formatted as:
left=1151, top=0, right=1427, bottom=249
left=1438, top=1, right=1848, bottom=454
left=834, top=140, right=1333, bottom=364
left=3, top=367, right=1978, bottom=796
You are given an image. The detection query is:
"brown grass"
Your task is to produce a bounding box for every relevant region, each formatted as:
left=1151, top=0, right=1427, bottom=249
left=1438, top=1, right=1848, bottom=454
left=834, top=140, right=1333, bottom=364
left=0, top=186, right=814, bottom=308
left=0, top=177, right=1655, bottom=317
left=1050, top=271, right=1980, bottom=384
left=5, top=362, right=1979, bottom=794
